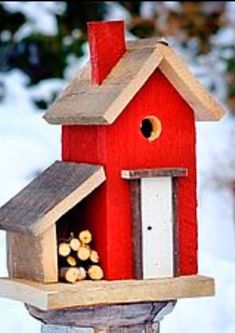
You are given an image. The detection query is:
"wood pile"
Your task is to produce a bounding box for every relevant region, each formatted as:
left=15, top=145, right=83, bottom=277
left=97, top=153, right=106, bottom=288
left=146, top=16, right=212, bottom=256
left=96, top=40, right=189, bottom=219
left=58, top=230, right=104, bottom=283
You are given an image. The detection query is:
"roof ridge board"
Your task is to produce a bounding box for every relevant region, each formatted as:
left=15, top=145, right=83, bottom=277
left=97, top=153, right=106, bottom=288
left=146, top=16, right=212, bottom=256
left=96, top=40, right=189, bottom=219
left=127, top=37, right=167, bottom=50
left=44, top=39, right=225, bottom=125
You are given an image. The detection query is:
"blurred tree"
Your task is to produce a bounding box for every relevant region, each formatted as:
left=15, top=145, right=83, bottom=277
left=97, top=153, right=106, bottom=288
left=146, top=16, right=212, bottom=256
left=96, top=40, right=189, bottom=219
left=0, top=1, right=234, bottom=114
left=60, top=1, right=106, bottom=33
left=0, top=2, right=107, bottom=84
left=225, top=47, right=235, bottom=113
left=0, top=4, right=25, bottom=70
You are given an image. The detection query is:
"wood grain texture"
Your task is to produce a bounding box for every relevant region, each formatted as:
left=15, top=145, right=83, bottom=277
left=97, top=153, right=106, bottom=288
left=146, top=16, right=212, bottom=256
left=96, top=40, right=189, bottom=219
left=44, top=46, right=163, bottom=124
left=30, top=302, right=169, bottom=329
left=130, top=180, right=143, bottom=279
left=127, top=38, right=163, bottom=50
left=121, top=168, right=188, bottom=179
left=0, top=161, right=106, bottom=236
left=88, top=21, right=126, bottom=85
left=44, top=38, right=224, bottom=125
left=7, top=225, right=58, bottom=283
left=172, top=178, right=180, bottom=276
left=141, top=177, right=174, bottom=278
left=42, top=323, right=157, bottom=333
left=0, top=275, right=214, bottom=310
left=128, top=175, right=183, bottom=278
left=158, top=43, right=225, bottom=121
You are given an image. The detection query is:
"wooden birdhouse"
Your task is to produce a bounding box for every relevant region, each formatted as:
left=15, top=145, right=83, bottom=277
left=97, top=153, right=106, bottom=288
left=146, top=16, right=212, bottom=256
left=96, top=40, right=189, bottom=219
left=0, top=21, right=225, bottom=312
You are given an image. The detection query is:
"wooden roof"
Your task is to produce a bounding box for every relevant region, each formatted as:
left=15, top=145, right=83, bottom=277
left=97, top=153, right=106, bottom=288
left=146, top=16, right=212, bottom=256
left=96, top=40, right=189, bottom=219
left=44, top=38, right=225, bottom=125
left=0, top=161, right=106, bottom=236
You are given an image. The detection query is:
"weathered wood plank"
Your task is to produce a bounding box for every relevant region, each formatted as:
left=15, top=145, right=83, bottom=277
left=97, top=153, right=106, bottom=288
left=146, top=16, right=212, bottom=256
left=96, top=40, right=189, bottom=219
left=41, top=322, right=156, bottom=332
left=44, top=39, right=224, bottom=125
left=32, top=302, right=167, bottom=329
left=121, top=168, right=188, bottom=180
left=130, top=180, right=143, bottom=279
left=132, top=176, right=180, bottom=278
left=44, top=46, right=163, bottom=125
left=0, top=161, right=106, bottom=236
left=7, top=224, right=58, bottom=283
left=0, top=275, right=214, bottom=310
left=127, top=38, right=162, bottom=50
left=38, top=302, right=167, bottom=332
left=172, top=178, right=180, bottom=276
left=41, top=326, right=91, bottom=333
left=141, top=177, right=174, bottom=278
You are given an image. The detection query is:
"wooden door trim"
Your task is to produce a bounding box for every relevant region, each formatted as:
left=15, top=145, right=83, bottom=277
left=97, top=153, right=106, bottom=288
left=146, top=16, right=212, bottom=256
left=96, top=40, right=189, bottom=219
left=121, top=168, right=188, bottom=180
left=130, top=180, right=143, bottom=279
left=126, top=168, right=188, bottom=279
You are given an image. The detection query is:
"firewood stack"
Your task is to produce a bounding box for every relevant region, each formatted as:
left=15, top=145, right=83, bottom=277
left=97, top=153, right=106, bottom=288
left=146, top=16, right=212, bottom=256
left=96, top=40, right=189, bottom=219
left=58, top=230, right=104, bottom=283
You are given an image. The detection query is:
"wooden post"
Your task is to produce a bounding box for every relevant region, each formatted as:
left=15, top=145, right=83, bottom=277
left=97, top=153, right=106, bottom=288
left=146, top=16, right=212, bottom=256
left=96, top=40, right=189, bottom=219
left=41, top=326, right=92, bottom=332
left=41, top=323, right=158, bottom=333
left=28, top=301, right=175, bottom=333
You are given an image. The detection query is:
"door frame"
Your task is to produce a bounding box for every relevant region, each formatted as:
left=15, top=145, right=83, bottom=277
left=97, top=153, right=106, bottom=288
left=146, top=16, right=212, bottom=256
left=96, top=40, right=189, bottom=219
left=121, top=168, right=188, bottom=279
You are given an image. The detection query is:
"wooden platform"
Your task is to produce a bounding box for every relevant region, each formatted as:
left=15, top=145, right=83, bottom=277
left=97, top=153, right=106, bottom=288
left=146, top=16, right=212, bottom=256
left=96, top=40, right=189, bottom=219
left=0, top=275, right=214, bottom=311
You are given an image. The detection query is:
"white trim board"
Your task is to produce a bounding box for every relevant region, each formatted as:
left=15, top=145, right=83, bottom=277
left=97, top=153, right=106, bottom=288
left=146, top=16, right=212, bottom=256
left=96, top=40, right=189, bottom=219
left=141, top=177, right=174, bottom=278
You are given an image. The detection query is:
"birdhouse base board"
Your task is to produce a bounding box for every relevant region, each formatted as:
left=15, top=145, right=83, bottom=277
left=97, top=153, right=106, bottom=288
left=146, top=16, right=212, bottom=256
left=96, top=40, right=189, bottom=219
left=0, top=275, right=214, bottom=311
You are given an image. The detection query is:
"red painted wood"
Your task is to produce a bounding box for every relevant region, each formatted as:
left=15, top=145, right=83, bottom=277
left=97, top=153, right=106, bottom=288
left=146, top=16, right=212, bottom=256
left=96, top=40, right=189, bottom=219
left=88, top=21, right=126, bottom=85
left=62, top=69, right=197, bottom=279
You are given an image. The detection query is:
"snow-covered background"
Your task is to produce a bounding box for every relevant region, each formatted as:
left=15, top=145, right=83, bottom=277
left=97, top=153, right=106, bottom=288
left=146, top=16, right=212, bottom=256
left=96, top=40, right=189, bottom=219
left=0, top=2, right=235, bottom=332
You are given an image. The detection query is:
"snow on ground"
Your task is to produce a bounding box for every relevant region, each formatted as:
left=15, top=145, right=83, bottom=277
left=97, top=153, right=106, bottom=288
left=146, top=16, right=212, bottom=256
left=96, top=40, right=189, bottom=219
left=0, top=70, right=61, bottom=333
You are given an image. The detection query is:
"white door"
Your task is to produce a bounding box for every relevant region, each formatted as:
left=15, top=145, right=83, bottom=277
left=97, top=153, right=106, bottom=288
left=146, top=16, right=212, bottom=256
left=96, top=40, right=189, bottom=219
left=141, top=177, right=174, bottom=278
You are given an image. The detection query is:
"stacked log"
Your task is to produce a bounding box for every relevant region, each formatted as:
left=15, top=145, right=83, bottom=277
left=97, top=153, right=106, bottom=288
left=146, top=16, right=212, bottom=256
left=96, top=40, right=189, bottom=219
left=58, top=230, right=104, bottom=283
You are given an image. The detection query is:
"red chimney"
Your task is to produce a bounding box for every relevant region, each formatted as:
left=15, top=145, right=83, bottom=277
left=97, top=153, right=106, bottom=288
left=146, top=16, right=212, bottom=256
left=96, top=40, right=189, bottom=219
left=88, top=21, right=126, bottom=85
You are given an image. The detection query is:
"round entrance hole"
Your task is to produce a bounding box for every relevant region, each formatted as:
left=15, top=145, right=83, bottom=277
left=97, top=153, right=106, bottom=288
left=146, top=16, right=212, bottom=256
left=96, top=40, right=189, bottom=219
left=140, top=116, right=162, bottom=142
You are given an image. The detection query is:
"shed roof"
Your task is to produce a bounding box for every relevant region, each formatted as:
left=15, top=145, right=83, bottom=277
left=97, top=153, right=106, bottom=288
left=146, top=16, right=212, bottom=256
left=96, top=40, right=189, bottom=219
left=0, top=161, right=106, bottom=236
left=44, top=38, right=225, bottom=125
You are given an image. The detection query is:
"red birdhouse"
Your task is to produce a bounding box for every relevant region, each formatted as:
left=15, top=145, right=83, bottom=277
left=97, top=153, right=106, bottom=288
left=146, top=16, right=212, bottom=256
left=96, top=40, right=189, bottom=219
left=0, top=20, right=224, bottom=310
left=45, top=20, right=224, bottom=280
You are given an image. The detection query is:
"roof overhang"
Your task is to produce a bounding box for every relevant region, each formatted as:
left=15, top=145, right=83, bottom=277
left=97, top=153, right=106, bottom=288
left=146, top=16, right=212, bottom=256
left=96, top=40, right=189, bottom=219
left=0, top=161, right=106, bottom=236
left=44, top=38, right=225, bottom=125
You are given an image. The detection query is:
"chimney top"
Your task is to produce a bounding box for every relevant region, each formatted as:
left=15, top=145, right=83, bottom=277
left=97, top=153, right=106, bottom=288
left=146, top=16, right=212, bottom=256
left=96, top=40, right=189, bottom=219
left=88, top=20, right=126, bottom=85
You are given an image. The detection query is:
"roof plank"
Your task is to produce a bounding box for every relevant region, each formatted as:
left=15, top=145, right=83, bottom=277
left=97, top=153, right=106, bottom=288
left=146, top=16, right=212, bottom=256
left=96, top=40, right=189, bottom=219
left=0, top=161, right=106, bottom=236
left=44, top=46, right=163, bottom=125
left=44, top=38, right=225, bottom=125
left=121, top=168, right=188, bottom=179
left=158, top=44, right=225, bottom=121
